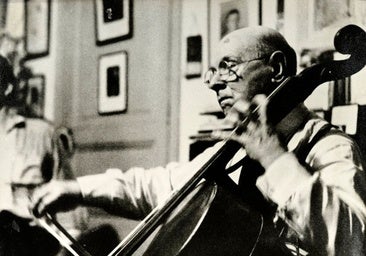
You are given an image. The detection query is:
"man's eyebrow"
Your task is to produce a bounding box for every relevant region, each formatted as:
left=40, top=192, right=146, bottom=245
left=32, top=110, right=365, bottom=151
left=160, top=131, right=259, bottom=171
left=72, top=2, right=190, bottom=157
left=222, top=56, right=240, bottom=62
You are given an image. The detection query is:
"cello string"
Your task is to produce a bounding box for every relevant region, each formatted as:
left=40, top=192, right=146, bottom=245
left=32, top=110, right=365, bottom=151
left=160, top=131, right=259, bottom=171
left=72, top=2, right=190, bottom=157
left=248, top=215, right=264, bottom=256
left=107, top=200, right=168, bottom=256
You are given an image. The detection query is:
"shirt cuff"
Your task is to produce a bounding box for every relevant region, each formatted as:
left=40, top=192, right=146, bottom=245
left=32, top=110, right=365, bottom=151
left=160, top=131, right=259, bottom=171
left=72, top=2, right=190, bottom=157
left=256, top=152, right=312, bottom=206
left=76, top=170, right=120, bottom=203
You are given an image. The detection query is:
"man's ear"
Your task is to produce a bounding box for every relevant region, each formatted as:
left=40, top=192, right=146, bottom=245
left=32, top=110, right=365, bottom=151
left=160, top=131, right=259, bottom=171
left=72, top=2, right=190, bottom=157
left=268, top=51, right=287, bottom=83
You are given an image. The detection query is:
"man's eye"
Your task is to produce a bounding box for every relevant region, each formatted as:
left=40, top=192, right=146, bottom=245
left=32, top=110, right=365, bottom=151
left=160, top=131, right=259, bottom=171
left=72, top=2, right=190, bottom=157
left=219, top=61, right=234, bottom=68
left=227, top=64, right=238, bottom=71
left=226, top=62, right=237, bottom=68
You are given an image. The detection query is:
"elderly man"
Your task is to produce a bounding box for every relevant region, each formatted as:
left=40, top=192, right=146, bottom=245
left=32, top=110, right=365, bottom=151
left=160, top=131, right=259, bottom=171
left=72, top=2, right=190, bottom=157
left=32, top=27, right=366, bottom=255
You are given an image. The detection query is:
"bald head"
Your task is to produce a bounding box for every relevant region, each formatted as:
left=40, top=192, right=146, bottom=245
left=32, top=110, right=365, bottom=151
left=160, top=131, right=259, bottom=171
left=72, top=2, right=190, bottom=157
left=217, top=26, right=297, bottom=75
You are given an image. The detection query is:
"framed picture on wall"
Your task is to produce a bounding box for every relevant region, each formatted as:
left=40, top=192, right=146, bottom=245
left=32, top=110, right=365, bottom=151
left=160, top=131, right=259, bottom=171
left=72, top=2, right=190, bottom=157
left=94, top=0, right=133, bottom=45
left=98, top=51, right=128, bottom=115
left=312, top=0, right=354, bottom=32
left=185, top=35, right=202, bottom=79
left=209, top=0, right=259, bottom=64
left=306, top=0, right=362, bottom=42
left=26, top=74, right=45, bottom=118
left=24, top=0, right=51, bottom=59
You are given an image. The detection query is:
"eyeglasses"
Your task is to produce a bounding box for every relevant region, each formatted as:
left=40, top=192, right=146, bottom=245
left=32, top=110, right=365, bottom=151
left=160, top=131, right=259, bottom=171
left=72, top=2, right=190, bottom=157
left=204, top=55, right=268, bottom=84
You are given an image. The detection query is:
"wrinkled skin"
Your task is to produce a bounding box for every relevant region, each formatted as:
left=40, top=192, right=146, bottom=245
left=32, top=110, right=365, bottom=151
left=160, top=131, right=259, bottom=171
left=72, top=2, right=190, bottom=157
left=208, top=29, right=288, bottom=169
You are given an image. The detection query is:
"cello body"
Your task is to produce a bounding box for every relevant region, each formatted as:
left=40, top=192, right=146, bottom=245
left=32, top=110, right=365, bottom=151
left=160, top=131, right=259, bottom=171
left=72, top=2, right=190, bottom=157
left=134, top=181, right=291, bottom=256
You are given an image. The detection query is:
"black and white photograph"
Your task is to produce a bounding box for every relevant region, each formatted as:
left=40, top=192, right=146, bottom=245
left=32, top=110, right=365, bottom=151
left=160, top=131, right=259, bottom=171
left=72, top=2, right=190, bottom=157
left=1, top=1, right=366, bottom=256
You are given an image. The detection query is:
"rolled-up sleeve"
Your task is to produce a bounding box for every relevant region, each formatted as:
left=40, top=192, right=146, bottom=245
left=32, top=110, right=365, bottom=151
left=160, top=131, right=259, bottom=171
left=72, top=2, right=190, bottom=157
left=77, top=142, right=225, bottom=219
left=257, top=134, right=366, bottom=255
left=77, top=164, right=178, bottom=219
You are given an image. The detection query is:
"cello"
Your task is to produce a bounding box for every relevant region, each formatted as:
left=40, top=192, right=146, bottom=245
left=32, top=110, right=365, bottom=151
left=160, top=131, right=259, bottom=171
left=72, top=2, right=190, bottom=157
left=41, top=24, right=366, bottom=256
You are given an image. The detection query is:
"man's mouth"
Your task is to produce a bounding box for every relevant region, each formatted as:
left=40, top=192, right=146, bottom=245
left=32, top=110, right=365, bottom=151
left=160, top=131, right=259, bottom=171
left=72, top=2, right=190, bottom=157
left=219, top=97, right=233, bottom=109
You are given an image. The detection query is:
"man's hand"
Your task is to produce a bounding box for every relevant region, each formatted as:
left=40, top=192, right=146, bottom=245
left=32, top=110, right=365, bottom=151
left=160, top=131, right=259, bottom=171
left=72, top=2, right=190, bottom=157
left=214, top=94, right=287, bottom=169
left=30, top=180, right=82, bottom=218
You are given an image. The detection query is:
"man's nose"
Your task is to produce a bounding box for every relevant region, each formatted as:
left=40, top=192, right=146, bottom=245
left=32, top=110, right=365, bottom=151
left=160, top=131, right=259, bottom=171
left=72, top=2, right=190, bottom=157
left=207, top=73, right=227, bottom=92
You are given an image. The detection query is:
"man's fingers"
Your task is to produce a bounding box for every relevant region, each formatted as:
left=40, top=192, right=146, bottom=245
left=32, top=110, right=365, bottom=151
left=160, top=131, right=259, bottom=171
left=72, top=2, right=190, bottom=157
left=32, top=194, right=49, bottom=217
left=232, top=99, right=251, bottom=115
left=30, top=186, right=48, bottom=216
left=246, top=121, right=258, bottom=135
left=252, top=94, right=268, bottom=125
left=211, top=128, right=251, bottom=145
left=31, top=183, right=58, bottom=217
left=37, top=193, right=60, bottom=216
left=227, top=132, right=250, bottom=146
left=228, top=98, right=251, bottom=125
left=211, top=130, right=234, bottom=141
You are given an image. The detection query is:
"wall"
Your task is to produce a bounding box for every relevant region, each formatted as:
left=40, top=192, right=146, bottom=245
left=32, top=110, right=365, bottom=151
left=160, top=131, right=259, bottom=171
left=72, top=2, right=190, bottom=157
left=66, top=0, right=181, bottom=171
left=74, top=0, right=181, bottom=238
left=179, top=0, right=213, bottom=161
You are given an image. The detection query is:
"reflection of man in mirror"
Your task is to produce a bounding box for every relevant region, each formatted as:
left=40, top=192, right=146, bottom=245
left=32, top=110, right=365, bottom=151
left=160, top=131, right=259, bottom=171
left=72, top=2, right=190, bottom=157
left=221, top=9, right=240, bottom=38
left=0, top=55, right=87, bottom=256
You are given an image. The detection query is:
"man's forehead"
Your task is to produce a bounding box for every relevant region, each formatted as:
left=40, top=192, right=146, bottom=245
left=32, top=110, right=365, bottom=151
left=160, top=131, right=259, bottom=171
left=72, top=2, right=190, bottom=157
left=214, top=33, right=261, bottom=65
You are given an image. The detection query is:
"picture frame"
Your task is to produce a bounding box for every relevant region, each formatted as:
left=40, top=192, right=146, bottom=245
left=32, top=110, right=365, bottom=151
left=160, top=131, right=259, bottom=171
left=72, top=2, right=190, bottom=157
left=311, top=0, right=355, bottom=33
left=185, top=35, right=202, bottom=79
left=98, top=51, right=128, bottom=115
left=304, top=0, right=363, bottom=46
left=209, top=0, right=259, bottom=64
left=94, top=0, right=133, bottom=46
left=24, top=0, right=51, bottom=59
left=25, top=74, right=45, bottom=118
